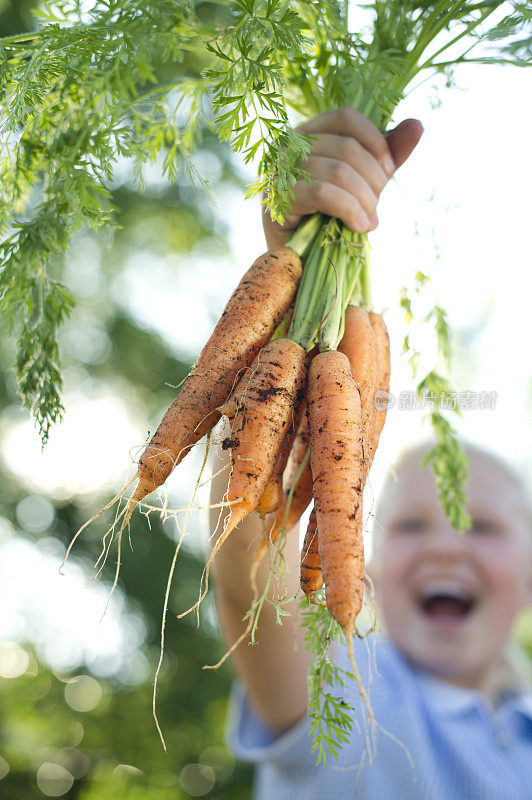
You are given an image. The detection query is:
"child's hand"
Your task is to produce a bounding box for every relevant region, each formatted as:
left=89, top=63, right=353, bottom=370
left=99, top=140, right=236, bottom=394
left=262, top=107, right=424, bottom=251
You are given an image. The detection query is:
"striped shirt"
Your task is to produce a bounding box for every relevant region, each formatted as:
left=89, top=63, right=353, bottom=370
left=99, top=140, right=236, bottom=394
left=227, top=637, right=532, bottom=799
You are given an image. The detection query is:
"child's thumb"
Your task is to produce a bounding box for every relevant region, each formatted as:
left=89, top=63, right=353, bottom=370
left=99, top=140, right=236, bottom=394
left=385, top=118, right=424, bottom=172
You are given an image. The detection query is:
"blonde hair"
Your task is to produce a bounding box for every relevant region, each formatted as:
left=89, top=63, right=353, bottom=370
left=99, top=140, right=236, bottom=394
left=373, top=438, right=532, bottom=540
left=370, top=438, right=532, bottom=691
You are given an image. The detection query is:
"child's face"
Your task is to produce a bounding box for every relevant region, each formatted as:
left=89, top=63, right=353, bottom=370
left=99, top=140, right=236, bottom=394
left=374, top=454, right=532, bottom=690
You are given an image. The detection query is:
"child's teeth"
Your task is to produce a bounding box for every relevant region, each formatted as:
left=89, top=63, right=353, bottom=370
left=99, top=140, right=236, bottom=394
left=422, top=582, right=471, bottom=601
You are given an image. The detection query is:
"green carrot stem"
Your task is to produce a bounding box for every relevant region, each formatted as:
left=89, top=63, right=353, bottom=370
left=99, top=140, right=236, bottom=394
left=418, top=5, right=498, bottom=72
left=344, top=236, right=364, bottom=308
left=319, top=241, right=345, bottom=352
left=294, top=242, right=326, bottom=318
left=0, top=32, right=40, bottom=45
left=272, top=308, right=292, bottom=341
left=411, top=0, right=463, bottom=63
left=289, top=236, right=329, bottom=349
left=358, top=236, right=372, bottom=310
left=285, top=213, right=323, bottom=257
left=300, top=256, right=335, bottom=347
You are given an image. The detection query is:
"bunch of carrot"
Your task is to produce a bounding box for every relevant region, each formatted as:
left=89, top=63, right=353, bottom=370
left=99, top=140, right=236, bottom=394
left=118, top=209, right=390, bottom=653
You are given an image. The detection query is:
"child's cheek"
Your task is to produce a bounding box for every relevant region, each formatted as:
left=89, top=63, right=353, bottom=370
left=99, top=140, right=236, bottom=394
left=380, top=535, right=418, bottom=583
left=377, top=536, right=418, bottom=615
left=476, top=538, right=529, bottom=615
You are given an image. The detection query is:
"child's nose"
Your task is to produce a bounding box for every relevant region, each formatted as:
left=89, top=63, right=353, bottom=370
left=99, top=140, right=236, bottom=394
left=422, top=526, right=469, bottom=560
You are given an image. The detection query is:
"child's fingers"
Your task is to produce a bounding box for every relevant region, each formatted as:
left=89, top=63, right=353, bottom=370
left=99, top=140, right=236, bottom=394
left=297, top=107, right=395, bottom=177
left=290, top=155, right=379, bottom=231
left=302, top=133, right=388, bottom=202
left=282, top=172, right=376, bottom=235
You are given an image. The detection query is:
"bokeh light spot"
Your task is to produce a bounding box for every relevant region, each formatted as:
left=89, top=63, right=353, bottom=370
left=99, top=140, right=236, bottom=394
left=0, top=641, right=30, bottom=678
left=56, top=748, right=91, bottom=779
left=36, top=763, right=74, bottom=797
left=199, top=746, right=235, bottom=781
left=64, top=675, right=102, bottom=712
left=179, top=763, right=216, bottom=797
left=16, top=495, right=55, bottom=534
left=112, top=764, right=143, bottom=778
left=0, top=756, right=10, bottom=780
left=68, top=721, right=85, bottom=747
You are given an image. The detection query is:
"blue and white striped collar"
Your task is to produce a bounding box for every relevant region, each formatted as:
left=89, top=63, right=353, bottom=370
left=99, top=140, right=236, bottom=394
left=387, top=644, right=532, bottom=720
left=416, top=670, right=492, bottom=716
left=415, top=668, right=532, bottom=720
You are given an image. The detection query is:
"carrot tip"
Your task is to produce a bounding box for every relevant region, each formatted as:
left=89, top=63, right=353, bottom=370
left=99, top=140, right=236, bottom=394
left=225, top=502, right=249, bottom=539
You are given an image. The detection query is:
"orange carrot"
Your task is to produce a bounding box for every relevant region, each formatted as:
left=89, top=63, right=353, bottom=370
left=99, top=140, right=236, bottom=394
left=307, top=350, right=364, bottom=634
left=249, top=412, right=313, bottom=592
left=256, top=400, right=304, bottom=516
left=368, top=311, right=391, bottom=461
left=338, top=306, right=379, bottom=471
left=222, top=338, right=308, bottom=532
left=217, top=369, right=249, bottom=420
left=308, top=349, right=375, bottom=729
left=190, top=337, right=308, bottom=599
left=131, top=247, right=302, bottom=505
left=300, top=508, right=323, bottom=603
left=189, top=337, right=309, bottom=616
left=283, top=406, right=310, bottom=491
left=264, top=410, right=313, bottom=544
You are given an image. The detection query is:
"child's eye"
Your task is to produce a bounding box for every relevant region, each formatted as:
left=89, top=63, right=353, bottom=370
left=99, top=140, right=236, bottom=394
left=470, top=518, right=499, bottom=535
left=392, top=518, right=427, bottom=534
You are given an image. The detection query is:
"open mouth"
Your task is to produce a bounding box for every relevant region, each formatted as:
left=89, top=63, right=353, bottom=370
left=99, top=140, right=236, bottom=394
left=417, top=585, right=476, bottom=620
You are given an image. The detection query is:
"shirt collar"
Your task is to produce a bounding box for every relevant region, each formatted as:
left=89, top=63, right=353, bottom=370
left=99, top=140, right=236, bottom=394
left=415, top=670, right=486, bottom=717
left=385, top=644, right=480, bottom=715
left=414, top=668, right=532, bottom=721
left=388, top=643, right=532, bottom=718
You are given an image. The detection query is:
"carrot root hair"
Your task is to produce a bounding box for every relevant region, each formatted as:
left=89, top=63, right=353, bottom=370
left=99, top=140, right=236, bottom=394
left=176, top=496, right=246, bottom=621
left=152, top=433, right=212, bottom=751
left=59, top=475, right=138, bottom=575
left=203, top=578, right=259, bottom=671
left=344, top=619, right=415, bottom=775
left=344, top=621, right=377, bottom=762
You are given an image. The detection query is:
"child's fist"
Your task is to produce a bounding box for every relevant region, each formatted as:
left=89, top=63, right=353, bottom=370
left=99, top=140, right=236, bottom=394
left=262, top=107, right=423, bottom=250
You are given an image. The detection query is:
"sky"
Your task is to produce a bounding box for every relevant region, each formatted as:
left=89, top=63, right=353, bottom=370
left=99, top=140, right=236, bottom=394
left=1, top=31, right=531, bottom=675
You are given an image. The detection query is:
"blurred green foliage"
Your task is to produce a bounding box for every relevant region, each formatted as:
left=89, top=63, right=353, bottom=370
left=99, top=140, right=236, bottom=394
left=0, top=1, right=253, bottom=797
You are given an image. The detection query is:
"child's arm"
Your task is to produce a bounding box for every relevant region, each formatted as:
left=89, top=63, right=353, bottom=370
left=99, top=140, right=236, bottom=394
left=209, top=447, right=309, bottom=736
left=209, top=108, right=423, bottom=737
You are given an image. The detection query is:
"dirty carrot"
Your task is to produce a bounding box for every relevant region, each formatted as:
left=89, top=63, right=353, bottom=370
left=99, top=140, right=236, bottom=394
left=256, top=400, right=304, bottom=516
left=249, top=408, right=313, bottom=592
left=264, top=410, right=313, bottom=543
left=307, top=349, right=375, bottom=730
left=338, top=306, right=379, bottom=472
left=197, top=337, right=309, bottom=607
left=249, top=431, right=313, bottom=594
left=307, top=350, right=365, bottom=634
left=300, top=508, right=323, bottom=604
left=223, top=338, right=308, bottom=533
left=131, top=247, right=303, bottom=507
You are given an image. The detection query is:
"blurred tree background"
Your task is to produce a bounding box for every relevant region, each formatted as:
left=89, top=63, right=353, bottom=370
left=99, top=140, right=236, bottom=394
left=0, top=0, right=254, bottom=797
